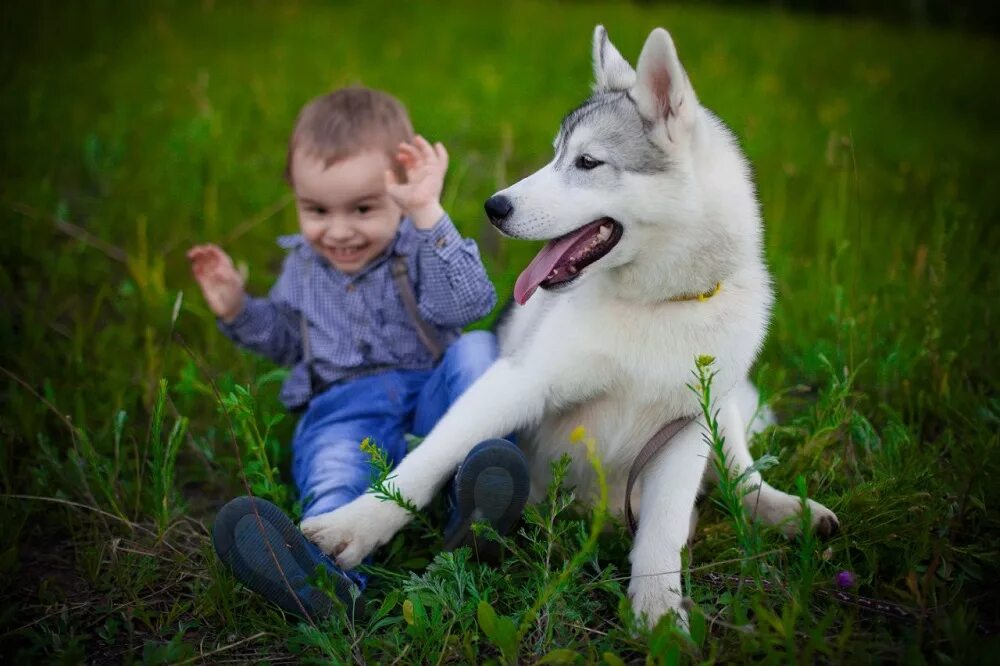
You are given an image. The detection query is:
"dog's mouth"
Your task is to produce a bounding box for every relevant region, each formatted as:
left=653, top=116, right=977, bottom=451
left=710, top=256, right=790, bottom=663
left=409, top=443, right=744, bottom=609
left=514, top=218, right=623, bottom=304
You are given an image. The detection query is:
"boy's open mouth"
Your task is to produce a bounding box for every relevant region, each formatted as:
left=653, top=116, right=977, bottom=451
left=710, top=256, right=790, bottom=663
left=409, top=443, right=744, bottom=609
left=323, top=243, right=369, bottom=261
left=513, top=218, right=623, bottom=304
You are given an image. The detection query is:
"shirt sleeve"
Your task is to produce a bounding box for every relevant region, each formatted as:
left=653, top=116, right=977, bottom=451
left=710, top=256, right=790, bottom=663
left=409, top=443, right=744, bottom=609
left=218, top=253, right=303, bottom=366
left=413, top=213, right=498, bottom=327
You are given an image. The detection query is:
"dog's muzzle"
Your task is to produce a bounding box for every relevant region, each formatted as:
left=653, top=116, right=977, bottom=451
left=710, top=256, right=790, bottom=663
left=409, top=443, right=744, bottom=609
left=484, top=194, right=513, bottom=228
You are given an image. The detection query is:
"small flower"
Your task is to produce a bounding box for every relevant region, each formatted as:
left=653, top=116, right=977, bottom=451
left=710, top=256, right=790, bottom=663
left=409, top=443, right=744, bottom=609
left=569, top=425, right=587, bottom=443
left=695, top=354, right=716, bottom=369
left=836, top=570, right=856, bottom=589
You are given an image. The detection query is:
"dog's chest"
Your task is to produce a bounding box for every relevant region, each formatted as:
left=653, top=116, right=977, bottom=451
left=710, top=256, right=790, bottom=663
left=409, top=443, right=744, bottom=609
left=521, top=387, right=687, bottom=510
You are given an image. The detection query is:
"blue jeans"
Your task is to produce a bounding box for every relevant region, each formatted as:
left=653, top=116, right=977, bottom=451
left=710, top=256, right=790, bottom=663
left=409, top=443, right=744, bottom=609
left=292, top=330, right=497, bottom=521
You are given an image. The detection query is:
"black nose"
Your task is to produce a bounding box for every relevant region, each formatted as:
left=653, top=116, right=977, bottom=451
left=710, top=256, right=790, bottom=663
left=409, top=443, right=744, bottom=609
left=484, top=194, right=513, bottom=226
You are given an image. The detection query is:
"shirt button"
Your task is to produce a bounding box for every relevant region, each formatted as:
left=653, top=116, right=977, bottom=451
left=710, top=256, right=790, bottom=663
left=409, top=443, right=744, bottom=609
left=346, top=283, right=356, bottom=293
left=435, top=236, right=447, bottom=248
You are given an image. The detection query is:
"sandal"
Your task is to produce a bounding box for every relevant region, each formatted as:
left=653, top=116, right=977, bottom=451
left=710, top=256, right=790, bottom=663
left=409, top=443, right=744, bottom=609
left=212, top=496, right=360, bottom=620
left=442, top=438, right=530, bottom=563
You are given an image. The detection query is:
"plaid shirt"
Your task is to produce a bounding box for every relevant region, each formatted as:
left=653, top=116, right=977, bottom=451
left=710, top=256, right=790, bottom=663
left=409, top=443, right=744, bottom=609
left=220, top=214, right=497, bottom=410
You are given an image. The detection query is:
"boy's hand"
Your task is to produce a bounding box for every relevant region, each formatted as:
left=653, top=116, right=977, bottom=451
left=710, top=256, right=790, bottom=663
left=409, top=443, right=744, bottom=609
left=186, top=244, right=246, bottom=323
left=385, top=135, right=448, bottom=230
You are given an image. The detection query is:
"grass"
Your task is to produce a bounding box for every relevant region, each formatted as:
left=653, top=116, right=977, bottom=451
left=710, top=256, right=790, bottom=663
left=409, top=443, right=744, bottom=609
left=2, top=0, right=999, bottom=662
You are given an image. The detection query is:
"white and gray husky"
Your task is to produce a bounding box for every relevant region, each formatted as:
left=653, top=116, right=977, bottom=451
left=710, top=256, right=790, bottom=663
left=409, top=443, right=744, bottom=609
left=303, top=25, right=839, bottom=626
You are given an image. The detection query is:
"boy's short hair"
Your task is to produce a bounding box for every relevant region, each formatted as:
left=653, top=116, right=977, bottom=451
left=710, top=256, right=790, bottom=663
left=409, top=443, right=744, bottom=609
left=285, top=86, right=414, bottom=182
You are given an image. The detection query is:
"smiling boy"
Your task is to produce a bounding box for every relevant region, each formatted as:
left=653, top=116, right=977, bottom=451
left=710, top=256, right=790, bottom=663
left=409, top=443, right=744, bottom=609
left=188, top=87, right=528, bottom=619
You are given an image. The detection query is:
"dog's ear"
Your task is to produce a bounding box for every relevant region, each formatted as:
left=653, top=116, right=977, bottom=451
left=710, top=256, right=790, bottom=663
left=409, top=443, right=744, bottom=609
left=592, top=25, right=635, bottom=92
left=633, top=28, right=697, bottom=137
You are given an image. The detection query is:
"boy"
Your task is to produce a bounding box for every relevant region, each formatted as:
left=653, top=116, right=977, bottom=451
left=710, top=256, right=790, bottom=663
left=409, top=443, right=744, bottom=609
left=188, top=87, right=528, bottom=620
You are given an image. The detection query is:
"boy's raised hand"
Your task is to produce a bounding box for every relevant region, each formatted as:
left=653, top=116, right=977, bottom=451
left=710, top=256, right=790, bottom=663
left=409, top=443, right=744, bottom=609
left=385, top=134, right=448, bottom=230
left=186, top=244, right=246, bottom=323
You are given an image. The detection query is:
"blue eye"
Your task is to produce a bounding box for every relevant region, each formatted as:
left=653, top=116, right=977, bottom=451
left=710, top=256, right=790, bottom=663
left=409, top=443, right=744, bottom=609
left=575, top=154, right=603, bottom=170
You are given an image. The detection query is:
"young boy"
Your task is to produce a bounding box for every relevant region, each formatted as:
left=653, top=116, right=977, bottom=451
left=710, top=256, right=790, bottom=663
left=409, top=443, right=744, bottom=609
left=188, top=87, right=528, bottom=620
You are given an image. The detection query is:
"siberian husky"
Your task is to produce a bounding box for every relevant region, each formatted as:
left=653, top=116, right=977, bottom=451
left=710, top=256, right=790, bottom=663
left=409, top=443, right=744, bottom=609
left=302, top=25, right=839, bottom=626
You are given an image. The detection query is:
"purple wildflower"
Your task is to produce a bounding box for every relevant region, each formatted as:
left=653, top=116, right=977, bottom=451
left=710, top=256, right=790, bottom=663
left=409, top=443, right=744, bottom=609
left=836, top=570, right=856, bottom=589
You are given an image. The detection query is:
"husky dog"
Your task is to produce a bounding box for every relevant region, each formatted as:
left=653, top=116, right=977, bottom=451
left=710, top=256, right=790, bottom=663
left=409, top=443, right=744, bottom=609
left=302, top=25, right=839, bottom=626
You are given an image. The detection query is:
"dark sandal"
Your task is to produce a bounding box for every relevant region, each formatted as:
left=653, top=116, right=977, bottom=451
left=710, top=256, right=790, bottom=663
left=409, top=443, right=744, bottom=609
left=443, top=439, right=530, bottom=563
left=212, top=496, right=360, bottom=620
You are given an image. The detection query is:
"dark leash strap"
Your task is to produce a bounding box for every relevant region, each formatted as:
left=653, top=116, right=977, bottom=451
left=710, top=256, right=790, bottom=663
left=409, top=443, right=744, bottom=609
left=624, top=415, right=697, bottom=536
left=390, top=255, right=445, bottom=363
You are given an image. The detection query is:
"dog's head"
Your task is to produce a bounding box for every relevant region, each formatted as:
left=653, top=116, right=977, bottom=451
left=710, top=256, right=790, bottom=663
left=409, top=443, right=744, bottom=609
left=489, top=26, right=757, bottom=304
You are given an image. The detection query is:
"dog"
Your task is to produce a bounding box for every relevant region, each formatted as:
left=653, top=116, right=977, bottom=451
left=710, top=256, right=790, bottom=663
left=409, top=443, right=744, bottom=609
left=302, top=24, right=839, bottom=627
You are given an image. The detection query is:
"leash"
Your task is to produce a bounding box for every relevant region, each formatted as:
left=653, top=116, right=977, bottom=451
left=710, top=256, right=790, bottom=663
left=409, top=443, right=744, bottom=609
left=624, top=416, right=697, bottom=536
left=623, top=280, right=722, bottom=535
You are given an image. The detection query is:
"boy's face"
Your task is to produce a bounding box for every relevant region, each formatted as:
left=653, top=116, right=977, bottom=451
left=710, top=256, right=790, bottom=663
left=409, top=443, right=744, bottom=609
left=292, top=149, right=403, bottom=274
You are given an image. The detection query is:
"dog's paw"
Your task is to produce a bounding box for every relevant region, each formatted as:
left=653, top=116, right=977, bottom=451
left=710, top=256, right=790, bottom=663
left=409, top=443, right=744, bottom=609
left=808, top=499, right=840, bottom=540
left=628, top=576, right=688, bottom=632
left=763, top=496, right=840, bottom=540
left=300, top=494, right=410, bottom=569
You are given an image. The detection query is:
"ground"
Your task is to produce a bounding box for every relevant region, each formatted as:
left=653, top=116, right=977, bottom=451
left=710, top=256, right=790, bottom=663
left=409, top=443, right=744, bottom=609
left=1, top=1, right=999, bottom=663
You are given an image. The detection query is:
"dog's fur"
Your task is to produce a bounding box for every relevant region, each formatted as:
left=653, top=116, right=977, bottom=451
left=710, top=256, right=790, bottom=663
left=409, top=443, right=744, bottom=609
left=302, top=25, right=838, bottom=626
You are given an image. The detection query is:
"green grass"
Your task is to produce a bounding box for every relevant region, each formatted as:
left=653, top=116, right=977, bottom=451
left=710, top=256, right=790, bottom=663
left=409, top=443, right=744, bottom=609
left=2, top=0, right=999, bottom=662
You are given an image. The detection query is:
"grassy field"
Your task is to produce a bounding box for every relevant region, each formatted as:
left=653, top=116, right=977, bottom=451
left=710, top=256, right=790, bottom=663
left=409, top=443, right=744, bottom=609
left=2, top=0, right=999, bottom=662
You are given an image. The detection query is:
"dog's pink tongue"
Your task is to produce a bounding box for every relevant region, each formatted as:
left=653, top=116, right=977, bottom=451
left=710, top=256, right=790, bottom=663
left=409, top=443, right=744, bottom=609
left=513, top=230, right=586, bottom=305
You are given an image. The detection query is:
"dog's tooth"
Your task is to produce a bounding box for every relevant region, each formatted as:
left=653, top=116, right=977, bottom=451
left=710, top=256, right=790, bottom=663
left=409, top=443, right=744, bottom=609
left=597, top=225, right=611, bottom=241
left=568, top=265, right=577, bottom=274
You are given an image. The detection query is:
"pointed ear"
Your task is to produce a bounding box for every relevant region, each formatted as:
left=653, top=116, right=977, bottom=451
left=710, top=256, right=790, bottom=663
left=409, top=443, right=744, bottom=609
left=592, top=25, right=635, bottom=92
left=632, top=28, right=697, bottom=132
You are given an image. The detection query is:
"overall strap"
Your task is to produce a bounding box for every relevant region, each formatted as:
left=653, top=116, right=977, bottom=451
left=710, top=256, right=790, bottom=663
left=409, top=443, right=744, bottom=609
left=299, top=253, right=324, bottom=397
left=391, top=256, right=445, bottom=363
left=624, top=415, right=697, bottom=536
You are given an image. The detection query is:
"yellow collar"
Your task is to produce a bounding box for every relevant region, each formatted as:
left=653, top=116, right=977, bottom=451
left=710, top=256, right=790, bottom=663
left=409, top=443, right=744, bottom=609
left=669, top=281, right=722, bottom=303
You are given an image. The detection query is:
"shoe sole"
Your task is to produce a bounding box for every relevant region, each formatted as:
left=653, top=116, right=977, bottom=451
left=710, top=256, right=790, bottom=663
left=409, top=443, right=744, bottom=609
left=443, top=439, right=530, bottom=563
left=212, top=496, right=357, bottom=620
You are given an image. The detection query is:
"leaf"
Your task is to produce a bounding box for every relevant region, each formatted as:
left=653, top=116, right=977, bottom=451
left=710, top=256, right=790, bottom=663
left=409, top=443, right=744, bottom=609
left=170, top=290, right=183, bottom=326
left=663, top=643, right=680, bottom=666
left=477, top=600, right=518, bottom=663
left=407, top=593, right=428, bottom=627
left=402, top=598, right=415, bottom=625
left=688, top=606, right=706, bottom=647
left=536, top=648, right=580, bottom=664
left=477, top=600, right=499, bottom=639
left=602, top=653, right=625, bottom=666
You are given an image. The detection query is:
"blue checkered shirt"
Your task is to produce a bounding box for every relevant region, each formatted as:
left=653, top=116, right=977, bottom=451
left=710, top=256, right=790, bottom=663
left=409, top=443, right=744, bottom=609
left=219, top=214, right=497, bottom=410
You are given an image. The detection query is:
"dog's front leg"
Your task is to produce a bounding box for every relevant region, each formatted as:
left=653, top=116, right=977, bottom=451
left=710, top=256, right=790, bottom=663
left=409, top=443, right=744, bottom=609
left=628, top=421, right=709, bottom=629
left=301, top=358, right=547, bottom=568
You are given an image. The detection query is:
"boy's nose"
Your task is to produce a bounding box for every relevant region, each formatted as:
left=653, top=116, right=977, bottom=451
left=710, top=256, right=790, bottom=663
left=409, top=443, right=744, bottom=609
left=324, top=221, right=356, bottom=241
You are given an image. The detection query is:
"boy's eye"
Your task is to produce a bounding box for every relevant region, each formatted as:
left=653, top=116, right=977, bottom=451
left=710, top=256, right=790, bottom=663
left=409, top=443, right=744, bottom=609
left=357, top=205, right=371, bottom=215
left=308, top=206, right=328, bottom=215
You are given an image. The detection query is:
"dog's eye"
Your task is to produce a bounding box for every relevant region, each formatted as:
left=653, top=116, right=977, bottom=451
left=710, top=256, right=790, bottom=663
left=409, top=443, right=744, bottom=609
left=575, top=154, right=603, bottom=170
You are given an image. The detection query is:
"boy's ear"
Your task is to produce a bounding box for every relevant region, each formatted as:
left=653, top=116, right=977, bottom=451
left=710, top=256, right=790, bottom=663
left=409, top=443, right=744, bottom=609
left=592, top=25, right=635, bottom=92
left=632, top=28, right=697, bottom=138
